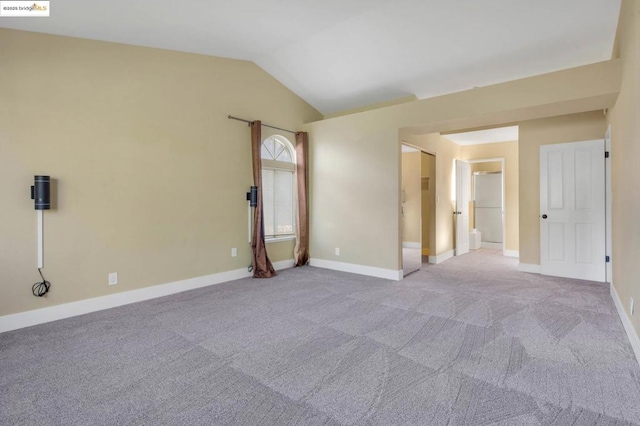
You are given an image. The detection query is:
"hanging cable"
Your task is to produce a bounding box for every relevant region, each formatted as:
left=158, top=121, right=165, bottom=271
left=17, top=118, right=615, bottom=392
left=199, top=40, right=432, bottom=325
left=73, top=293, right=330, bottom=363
left=32, top=268, right=51, bottom=297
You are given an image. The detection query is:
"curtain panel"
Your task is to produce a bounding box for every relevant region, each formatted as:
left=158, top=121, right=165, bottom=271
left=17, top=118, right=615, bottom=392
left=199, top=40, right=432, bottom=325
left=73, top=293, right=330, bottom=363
left=294, top=131, right=310, bottom=266
left=250, top=121, right=276, bottom=278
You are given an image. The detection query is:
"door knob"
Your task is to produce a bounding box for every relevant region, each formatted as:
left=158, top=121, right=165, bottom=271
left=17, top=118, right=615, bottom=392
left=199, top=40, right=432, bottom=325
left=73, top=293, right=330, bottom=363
left=541, top=214, right=548, bottom=219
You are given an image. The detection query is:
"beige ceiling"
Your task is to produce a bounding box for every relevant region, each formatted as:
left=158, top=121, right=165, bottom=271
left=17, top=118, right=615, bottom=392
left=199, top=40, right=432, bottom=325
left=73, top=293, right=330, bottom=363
left=0, top=0, right=622, bottom=115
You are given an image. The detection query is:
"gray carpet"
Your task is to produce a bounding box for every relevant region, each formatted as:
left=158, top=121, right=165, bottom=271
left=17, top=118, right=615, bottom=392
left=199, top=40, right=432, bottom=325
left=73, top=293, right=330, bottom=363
left=2, top=250, right=640, bottom=425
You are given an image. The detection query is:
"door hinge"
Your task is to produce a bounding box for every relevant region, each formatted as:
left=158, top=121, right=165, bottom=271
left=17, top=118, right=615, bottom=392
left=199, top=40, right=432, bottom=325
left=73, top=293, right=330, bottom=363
left=606, top=255, right=610, bottom=263
left=605, top=151, right=610, bottom=158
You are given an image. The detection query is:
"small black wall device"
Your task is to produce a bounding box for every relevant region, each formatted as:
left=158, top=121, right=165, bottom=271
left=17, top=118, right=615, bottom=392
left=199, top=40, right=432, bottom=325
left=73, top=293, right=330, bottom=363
left=246, top=186, right=258, bottom=207
left=31, top=175, right=50, bottom=210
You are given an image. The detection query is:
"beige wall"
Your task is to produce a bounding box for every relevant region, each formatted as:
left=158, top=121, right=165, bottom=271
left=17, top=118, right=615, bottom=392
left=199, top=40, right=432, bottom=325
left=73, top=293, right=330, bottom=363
left=461, top=142, right=519, bottom=252
left=0, top=29, right=322, bottom=316
left=421, top=153, right=436, bottom=254
left=472, top=162, right=501, bottom=171
left=518, top=112, right=607, bottom=265
left=308, top=123, right=400, bottom=269
left=306, top=59, right=619, bottom=273
left=607, top=0, right=640, bottom=335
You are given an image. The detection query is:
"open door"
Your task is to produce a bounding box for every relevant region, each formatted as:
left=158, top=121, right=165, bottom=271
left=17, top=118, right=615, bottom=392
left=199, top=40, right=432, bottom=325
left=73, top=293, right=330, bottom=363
left=540, top=140, right=605, bottom=282
left=455, top=160, right=470, bottom=256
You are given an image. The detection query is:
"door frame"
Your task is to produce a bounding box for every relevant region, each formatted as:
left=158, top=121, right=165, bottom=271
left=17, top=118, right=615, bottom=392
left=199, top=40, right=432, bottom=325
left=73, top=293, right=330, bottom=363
left=467, top=158, right=506, bottom=255
left=455, top=160, right=471, bottom=256
left=605, top=126, right=612, bottom=283
left=400, top=141, right=436, bottom=269
left=400, top=142, right=436, bottom=275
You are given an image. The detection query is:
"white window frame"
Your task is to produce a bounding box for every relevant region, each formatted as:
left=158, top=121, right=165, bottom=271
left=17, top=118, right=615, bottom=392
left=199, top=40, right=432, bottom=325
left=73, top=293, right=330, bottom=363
left=261, top=136, right=296, bottom=242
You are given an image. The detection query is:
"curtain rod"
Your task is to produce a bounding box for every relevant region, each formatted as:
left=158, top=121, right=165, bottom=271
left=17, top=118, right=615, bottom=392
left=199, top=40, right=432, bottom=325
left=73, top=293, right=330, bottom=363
left=228, top=115, right=297, bottom=135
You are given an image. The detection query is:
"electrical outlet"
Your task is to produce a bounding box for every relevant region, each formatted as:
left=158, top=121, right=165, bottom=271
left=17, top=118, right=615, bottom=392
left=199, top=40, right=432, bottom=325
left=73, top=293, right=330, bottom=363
left=631, top=297, right=635, bottom=316
left=108, top=272, right=118, bottom=286
left=335, top=247, right=340, bottom=256
left=231, top=247, right=237, bottom=257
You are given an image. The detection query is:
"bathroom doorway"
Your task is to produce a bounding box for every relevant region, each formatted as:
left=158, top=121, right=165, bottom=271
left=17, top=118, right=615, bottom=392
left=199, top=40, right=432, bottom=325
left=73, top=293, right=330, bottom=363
left=468, top=160, right=505, bottom=252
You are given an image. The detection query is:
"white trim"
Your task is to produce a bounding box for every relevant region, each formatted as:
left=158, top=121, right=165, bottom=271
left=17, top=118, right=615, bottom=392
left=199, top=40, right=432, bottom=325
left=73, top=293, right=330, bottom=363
left=466, top=157, right=506, bottom=164
left=454, top=140, right=514, bottom=146
left=266, top=235, right=296, bottom=243
left=503, top=250, right=519, bottom=258
left=402, top=242, right=421, bottom=249
left=272, top=259, right=295, bottom=270
left=518, top=263, right=540, bottom=273
left=309, top=258, right=402, bottom=281
left=0, top=260, right=295, bottom=334
left=481, top=242, right=502, bottom=249
left=605, top=127, right=612, bottom=284
left=400, top=141, right=436, bottom=156
left=429, top=250, right=454, bottom=264
left=402, top=145, right=419, bottom=153
left=610, top=283, right=640, bottom=366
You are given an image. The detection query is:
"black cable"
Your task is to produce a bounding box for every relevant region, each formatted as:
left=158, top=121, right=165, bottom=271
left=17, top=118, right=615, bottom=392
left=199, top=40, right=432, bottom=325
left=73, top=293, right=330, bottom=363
left=32, top=268, right=51, bottom=297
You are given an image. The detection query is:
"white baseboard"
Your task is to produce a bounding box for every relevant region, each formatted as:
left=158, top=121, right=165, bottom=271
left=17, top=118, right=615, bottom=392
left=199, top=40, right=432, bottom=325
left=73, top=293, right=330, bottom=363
left=272, top=259, right=295, bottom=270
left=0, top=259, right=295, bottom=334
left=481, top=242, right=503, bottom=249
left=309, top=258, right=402, bottom=281
left=428, top=250, right=454, bottom=264
left=518, top=263, right=540, bottom=273
left=402, top=242, right=421, bottom=249
left=610, top=283, right=640, bottom=366
left=503, top=250, right=519, bottom=258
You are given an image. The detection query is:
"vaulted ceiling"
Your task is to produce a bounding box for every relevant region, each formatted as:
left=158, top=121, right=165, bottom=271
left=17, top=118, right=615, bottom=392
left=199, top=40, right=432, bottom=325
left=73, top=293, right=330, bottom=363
left=1, top=0, right=621, bottom=115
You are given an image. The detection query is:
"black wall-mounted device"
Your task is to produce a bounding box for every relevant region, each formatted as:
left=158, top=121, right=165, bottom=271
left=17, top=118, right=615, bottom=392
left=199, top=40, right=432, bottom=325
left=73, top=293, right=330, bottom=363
left=246, top=186, right=258, bottom=207
left=30, top=175, right=53, bottom=297
left=31, top=175, right=51, bottom=210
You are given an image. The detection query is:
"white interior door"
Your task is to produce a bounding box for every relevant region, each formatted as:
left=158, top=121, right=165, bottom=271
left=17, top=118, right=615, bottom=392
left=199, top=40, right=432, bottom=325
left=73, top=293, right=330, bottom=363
left=455, top=160, right=470, bottom=256
left=540, top=140, right=605, bottom=282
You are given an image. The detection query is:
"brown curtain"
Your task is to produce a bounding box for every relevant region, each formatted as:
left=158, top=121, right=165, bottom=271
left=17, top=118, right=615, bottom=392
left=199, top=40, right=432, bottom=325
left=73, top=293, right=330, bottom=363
left=294, top=131, right=310, bottom=266
left=250, top=121, right=276, bottom=278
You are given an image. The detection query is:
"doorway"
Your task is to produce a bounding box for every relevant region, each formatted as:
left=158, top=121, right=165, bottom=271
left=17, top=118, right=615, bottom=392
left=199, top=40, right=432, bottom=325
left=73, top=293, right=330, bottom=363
left=401, top=144, right=436, bottom=276
left=467, top=159, right=505, bottom=254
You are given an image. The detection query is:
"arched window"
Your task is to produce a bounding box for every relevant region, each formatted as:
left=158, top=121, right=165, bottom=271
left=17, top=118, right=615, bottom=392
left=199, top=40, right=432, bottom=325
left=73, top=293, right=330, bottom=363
left=261, top=135, right=295, bottom=239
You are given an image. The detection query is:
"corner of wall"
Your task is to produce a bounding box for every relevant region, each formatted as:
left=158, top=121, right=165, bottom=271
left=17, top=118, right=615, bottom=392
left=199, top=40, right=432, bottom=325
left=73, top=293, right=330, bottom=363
left=611, top=282, right=640, bottom=366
